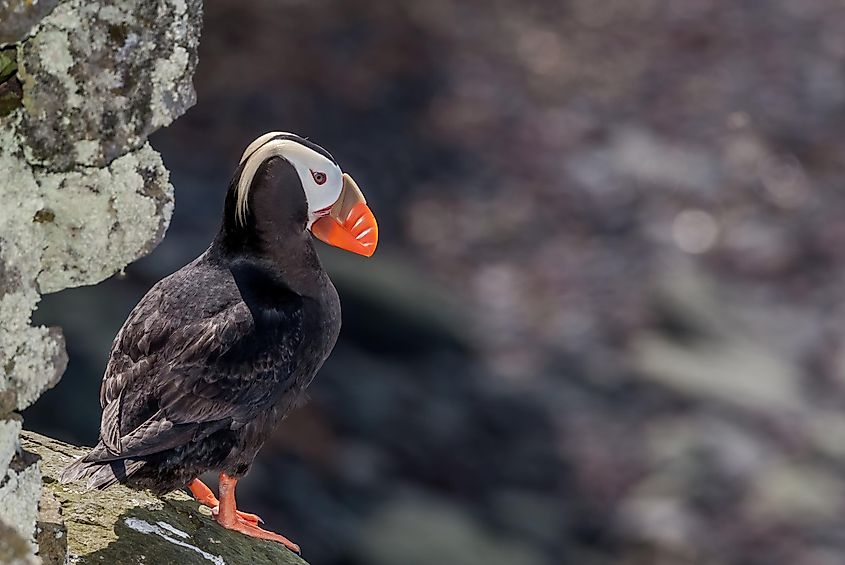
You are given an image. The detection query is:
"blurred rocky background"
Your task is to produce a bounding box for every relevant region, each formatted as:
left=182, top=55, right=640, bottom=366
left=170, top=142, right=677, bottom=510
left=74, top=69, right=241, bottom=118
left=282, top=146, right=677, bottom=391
left=25, top=1, right=845, bottom=564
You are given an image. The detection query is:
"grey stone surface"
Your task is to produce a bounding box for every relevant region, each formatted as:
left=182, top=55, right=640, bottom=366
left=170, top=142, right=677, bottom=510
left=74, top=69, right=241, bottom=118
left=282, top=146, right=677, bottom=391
left=0, top=449, right=41, bottom=550
left=0, top=518, right=37, bottom=565
left=0, top=0, right=60, bottom=45
left=0, top=0, right=201, bottom=560
left=17, top=0, right=201, bottom=170
left=35, top=490, right=66, bottom=565
left=0, top=418, right=21, bottom=472
left=34, top=143, right=175, bottom=293
left=23, top=432, right=309, bottom=565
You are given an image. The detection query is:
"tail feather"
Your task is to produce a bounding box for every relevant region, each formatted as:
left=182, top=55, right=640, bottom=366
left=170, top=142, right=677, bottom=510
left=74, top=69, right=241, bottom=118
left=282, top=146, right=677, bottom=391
left=59, top=455, right=99, bottom=485
left=60, top=443, right=145, bottom=490
left=84, top=458, right=145, bottom=490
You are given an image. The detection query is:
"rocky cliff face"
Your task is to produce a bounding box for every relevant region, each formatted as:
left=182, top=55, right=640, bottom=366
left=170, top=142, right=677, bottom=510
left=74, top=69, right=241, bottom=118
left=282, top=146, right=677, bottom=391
left=0, top=1, right=201, bottom=561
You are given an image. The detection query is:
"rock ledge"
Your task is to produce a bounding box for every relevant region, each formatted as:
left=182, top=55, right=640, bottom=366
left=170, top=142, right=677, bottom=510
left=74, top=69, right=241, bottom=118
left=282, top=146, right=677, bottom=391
left=20, top=431, right=307, bottom=565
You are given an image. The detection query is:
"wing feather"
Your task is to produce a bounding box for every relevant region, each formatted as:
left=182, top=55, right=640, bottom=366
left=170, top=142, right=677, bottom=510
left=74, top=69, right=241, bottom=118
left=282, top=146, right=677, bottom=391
left=95, top=266, right=304, bottom=462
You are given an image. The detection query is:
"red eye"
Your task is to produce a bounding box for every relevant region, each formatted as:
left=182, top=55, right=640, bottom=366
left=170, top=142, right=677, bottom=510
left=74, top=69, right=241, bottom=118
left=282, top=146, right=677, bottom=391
left=310, top=170, right=327, bottom=185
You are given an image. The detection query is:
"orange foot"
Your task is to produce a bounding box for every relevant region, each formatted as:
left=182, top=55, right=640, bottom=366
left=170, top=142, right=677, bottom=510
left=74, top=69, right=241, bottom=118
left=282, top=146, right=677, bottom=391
left=187, top=478, right=263, bottom=525
left=203, top=473, right=301, bottom=555
left=214, top=512, right=301, bottom=555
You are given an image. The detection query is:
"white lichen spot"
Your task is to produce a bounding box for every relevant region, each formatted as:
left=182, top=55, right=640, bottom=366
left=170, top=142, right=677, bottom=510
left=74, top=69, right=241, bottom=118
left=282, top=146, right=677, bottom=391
left=32, top=29, right=82, bottom=108
left=35, top=29, right=73, bottom=74
left=116, top=32, right=142, bottom=63
left=150, top=46, right=189, bottom=128
left=146, top=500, right=165, bottom=512
left=0, top=461, right=41, bottom=546
left=0, top=420, right=22, bottom=473
left=43, top=1, right=83, bottom=32
left=97, top=5, right=133, bottom=25
left=124, top=518, right=226, bottom=565
left=74, top=140, right=100, bottom=163
left=36, top=143, right=174, bottom=293
left=96, top=69, right=124, bottom=91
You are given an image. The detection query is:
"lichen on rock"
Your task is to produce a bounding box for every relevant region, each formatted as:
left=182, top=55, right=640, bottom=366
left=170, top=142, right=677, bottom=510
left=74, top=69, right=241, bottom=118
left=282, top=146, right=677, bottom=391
left=0, top=0, right=61, bottom=45
left=0, top=0, right=202, bottom=560
left=0, top=449, right=41, bottom=553
left=0, top=122, right=69, bottom=414
left=22, top=432, right=308, bottom=565
left=17, top=0, right=201, bottom=170
left=35, top=143, right=175, bottom=293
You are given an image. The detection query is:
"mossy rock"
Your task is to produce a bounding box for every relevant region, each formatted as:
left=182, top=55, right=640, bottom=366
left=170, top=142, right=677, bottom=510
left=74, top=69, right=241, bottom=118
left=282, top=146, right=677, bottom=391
left=21, top=431, right=307, bottom=565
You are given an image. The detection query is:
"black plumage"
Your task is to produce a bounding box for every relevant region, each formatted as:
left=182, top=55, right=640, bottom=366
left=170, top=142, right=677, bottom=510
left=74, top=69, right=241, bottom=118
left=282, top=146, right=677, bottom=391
left=62, top=153, right=342, bottom=495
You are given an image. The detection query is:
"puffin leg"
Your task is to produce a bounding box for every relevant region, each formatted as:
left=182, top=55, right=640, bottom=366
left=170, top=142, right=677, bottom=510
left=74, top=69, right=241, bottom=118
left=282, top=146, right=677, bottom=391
left=186, top=478, right=263, bottom=525
left=214, top=472, right=301, bottom=555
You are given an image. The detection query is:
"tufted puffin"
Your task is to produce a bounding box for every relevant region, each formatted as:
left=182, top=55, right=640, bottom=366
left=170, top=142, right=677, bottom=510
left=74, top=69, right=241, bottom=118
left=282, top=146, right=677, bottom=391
left=60, top=132, right=378, bottom=553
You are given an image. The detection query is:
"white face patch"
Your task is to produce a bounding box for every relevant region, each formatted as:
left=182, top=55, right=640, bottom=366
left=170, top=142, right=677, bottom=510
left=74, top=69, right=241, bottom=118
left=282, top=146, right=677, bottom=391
left=236, top=133, right=343, bottom=227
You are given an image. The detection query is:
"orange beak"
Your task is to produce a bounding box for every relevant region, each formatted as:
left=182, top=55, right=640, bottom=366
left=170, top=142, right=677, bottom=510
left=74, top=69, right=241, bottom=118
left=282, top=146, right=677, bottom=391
left=310, top=173, right=378, bottom=257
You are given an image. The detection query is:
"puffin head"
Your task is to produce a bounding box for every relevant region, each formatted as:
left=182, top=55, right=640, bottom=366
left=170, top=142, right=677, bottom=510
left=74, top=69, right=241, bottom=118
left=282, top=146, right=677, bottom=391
left=230, top=132, right=378, bottom=257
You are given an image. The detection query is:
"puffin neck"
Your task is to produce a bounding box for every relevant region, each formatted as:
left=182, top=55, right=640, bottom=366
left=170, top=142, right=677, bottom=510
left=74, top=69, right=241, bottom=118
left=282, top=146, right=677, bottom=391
left=211, top=224, right=328, bottom=299
left=209, top=158, right=329, bottom=298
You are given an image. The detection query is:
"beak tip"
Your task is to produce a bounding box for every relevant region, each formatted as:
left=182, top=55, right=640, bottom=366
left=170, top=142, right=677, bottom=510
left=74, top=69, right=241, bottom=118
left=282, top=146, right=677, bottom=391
left=310, top=206, right=378, bottom=257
